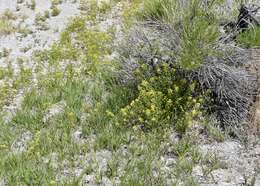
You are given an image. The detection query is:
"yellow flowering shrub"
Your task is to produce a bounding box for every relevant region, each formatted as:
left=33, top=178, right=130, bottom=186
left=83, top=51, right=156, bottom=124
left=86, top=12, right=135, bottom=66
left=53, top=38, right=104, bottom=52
left=120, top=63, right=203, bottom=133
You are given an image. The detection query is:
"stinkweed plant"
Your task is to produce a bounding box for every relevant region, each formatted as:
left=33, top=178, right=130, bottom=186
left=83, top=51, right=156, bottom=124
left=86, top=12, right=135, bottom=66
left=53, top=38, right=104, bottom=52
left=120, top=63, right=202, bottom=133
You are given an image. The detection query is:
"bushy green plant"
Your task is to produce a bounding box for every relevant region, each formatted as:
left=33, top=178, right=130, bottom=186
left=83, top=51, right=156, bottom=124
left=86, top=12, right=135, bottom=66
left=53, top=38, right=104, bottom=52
left=122, top=0, right=142, bottom=26
left=120, top=0, right=256, bottom=127
left=141, top=0, right=177, bottom=22
left=51, top=6, right=61, bottom=17
left=0, top=19, right=14, bottom=35
left=120, top=63, right=202, bottom=133
left=29, top=0, right=36, bottom=10
left=179, top=15, right=219, bottom=70
left=237, top=26, right=260, bottom=47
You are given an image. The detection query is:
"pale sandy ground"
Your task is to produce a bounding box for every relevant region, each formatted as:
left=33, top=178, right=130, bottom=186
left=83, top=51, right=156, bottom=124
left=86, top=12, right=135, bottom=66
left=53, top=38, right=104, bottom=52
left=0, top=0, right=80, bottom=68
left=0, top=0, right=80, bottom=123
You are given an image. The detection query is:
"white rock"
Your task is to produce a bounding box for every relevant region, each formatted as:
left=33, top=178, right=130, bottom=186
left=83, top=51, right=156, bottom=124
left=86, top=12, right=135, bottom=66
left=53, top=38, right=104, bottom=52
left=11, top=130, right=33, bottom=153
left=43, top=100, right=66, bottom=123
left=95, top=150, right=112, bottom=173
left=80, top=175, right=97, bottom=186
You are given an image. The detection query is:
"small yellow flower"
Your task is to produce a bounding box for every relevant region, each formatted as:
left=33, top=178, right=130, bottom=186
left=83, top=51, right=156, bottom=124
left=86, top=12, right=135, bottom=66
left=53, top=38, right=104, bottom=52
left=141, top=64, right=147, bottom=69
left=67, top=112, right=77, bottom=125
left=133, top=125, right=139, bottom=131
left=68, top=112, right=74, bottom=117
left=121, top=108, right=127, bottom=116
left=191, top=109, right=197, bottom=116
left=138, top=117, right=144, bottom=122
left=151, top=117, right=156, bottom=122
left=50, top=180, right=56, bottom=186
left=0, top=144, right=7, bottom=149
left=167, top=99, right=173, bottom=104
left=145, top=109, right=151, bottom=116
left=106, top=110, right=114, bottom=117
left=174, top=86, right=179, bottom=92
left=151, top=105, right=156, bottom=112
left=135, top=69, right=140, bottom=74
left=142, top=80, right=148, bottom=86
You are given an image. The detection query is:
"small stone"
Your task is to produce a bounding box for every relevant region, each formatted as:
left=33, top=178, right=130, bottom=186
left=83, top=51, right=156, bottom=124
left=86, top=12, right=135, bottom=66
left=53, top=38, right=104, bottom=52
left=11, top=131, right=33, bottom=153
left=165, top=158, right=176, bottom=167
left=101, top=176, right=112, bottom=186
left=0, top=178, right=6, bottom=186
left=72, top=130, right=83, bottom=142
left=80, top=175, right=97, bottom=186
left=43, top=100, right=66, bottom=123
left=95, top=150, right=112, bottom=173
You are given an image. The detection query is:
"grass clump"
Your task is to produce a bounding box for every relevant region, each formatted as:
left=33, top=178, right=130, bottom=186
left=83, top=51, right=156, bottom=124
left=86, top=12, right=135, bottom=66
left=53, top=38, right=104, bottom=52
left=237, top=26, right=260, bottom=48
left=0, top=10, right=25, bottom=36
left=122, top=0, right=142, bottom=26
left=141, top=0, right=177, bottom=22
left=28, top=0, right=36, bottom=10
left=51, top=0, right=62, bottom=6
left=51, top=6, right=61, bottom=17
left=0, top=19, right=15, bottom=36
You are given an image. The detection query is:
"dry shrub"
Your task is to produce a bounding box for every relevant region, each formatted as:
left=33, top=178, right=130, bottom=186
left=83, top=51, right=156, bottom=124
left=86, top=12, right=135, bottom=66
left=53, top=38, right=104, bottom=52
left=118, top=21, right=257, bottom=128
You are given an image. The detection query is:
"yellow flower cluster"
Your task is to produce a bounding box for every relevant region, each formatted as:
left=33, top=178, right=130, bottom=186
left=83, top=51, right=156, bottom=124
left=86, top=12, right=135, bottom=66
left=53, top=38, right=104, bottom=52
left=119, top=62, right=204, bottom=132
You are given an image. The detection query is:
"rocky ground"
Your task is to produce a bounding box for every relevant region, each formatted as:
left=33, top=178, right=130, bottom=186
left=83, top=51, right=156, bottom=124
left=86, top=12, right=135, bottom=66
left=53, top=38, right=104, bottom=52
left=0, top=0, right=80, bottom=123
left=0, top=0, right=80, bottom=64
left=0, top=0, right=259, bottom=185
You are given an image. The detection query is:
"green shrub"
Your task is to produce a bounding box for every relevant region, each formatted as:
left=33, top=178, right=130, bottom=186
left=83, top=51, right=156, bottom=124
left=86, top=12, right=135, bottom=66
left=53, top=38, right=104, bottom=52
left=29, top=0, right=36, bottom=10
left=0, top=19, right=14, bottom=35
left=51, top=0, right=62, bottom=6
left=119, top=0, right=256, bottom=128
left=179, top=15, right=219, bottom=70
left=237, top=26, right=260, bottom=48
left=51, top=6, right=61, bottom=17
left=122, top=0, right=142, bottom=26
left=120, top=63, right=202, bottom=133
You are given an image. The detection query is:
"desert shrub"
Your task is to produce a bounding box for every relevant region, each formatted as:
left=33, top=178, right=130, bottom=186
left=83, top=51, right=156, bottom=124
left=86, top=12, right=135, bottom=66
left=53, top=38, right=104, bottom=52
left=191, top=59, right=256, bottom=126
left=120, top=63, right=202, bottom=133
left=119, top=0, right=257, bottom=129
